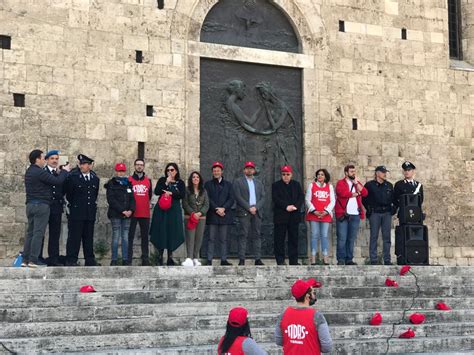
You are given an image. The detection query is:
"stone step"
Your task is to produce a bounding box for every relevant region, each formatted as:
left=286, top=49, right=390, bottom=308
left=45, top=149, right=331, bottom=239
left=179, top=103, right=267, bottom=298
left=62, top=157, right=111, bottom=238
left=1, top=274, right=471, bottom=293
left=2, top=298, right=471, bottom=323
left=2, top=326, right=473, bottom=353
left=1, top=285, right=471, bottom=309
left=2, top=265, right=472, bottom=280
left=86, top=336, right=473, bottom=355
left=2, top=308, right=473, bottom=339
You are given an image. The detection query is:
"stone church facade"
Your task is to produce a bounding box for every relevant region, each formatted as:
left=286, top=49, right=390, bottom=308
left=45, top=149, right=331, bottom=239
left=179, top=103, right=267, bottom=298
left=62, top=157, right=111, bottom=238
left=0, top=0, right=473, bottom=265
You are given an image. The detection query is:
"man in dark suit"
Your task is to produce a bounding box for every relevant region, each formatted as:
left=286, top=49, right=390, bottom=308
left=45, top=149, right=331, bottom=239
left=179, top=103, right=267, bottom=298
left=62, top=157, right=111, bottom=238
left=64, top=154, right=100, bottom=266
left=272, top=165, right=304, bottom=265
left=39, top=150, right=65, bottom=266
left=393, top=161, right=424, bottom=216
left=233, top=161, right=265, bottom=266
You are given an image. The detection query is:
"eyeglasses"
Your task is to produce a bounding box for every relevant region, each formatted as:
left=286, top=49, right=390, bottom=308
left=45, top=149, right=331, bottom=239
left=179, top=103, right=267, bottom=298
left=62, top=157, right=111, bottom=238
left=167, top=168, right=175, bottom=172
left=135, top=163, right=144, bottom=166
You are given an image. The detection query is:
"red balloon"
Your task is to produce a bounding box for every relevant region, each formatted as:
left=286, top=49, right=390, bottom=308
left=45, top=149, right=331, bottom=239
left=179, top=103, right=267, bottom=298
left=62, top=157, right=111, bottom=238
left=409, top=313, right=425, bottom=324
left=369, top=312, right=382, bottom=326
left=400, top=265, right=411, bottom=276
left=79, top=285, right=96, bottom=293
left=385, top=278, right=398, bottom=287
left=399, top=328, right=415, bottom=338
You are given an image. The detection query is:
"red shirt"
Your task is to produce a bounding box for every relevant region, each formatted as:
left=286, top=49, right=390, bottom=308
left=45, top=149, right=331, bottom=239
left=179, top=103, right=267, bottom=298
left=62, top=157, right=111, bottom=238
left=218, top=335, right=245, bottom=355
left=280, top=307, right=321, bottom=355
left=306, top=182, right=332, bottom=223
left=128, top=175, right=151, bottom=218
left=334, top=178, right=368, bottom=220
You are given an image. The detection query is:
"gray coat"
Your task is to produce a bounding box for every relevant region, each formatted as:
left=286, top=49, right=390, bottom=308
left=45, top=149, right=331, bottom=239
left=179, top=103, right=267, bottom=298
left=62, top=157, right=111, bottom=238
left=233, top=176, right=265, bottom=218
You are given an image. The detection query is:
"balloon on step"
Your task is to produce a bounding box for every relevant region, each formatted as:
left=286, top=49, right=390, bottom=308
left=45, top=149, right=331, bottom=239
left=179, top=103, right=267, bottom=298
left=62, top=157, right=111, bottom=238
left=369, top=312, right=383, bottom=326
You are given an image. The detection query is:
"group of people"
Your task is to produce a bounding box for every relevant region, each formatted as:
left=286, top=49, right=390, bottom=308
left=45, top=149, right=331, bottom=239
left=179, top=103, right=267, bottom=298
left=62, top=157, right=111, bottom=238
left=22, top=148, right=423, bottom=268
left=218, top=278, right=332, bottom=354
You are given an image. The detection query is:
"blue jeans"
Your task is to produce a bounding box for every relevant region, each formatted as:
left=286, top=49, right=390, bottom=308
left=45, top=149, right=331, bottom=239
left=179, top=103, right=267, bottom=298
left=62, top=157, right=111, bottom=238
left=336, top=215, right=361, bottom=262
left=111, top=218, right=130, bottom=261
left=309, top=221, right=330, bottom=256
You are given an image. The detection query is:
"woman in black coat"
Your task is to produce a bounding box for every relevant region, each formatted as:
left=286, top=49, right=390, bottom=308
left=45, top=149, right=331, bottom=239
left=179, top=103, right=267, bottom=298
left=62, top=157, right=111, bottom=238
left=203, top=162, right=234, bottom=266
left=149, top=162, right=185, bottom=266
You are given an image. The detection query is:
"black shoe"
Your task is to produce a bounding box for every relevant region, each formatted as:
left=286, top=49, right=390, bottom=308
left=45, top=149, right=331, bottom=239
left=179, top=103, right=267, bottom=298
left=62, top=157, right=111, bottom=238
left=384, top=261, right=393, bottom=265
left=337, top=260, right=345, bottom=265
left=167, top=257, right=176, bottom=266
left=142, top=258, right=150, bottom=266
left=311, top=262, right=318, bottom=265
left=86, top=260, right=101, bottom=266
left=238, top=259, right=245, bottom=266
left=65, top=261, right=78, bottom=267
left=207, top=259, right=212, bottom=266
left=277, top=262, right=287, bottom=266
left=122, top=260, right=130, bottom=266
left=289, top=262, right=301, bottom=266
left=110, top=260, right=117, bottom=266
left=346, top=261, right=358, bottom=265
left=220, top=260, right=232, bottom=266
left=370, top=261, right=379, bottom=265
left=38, top=256, right=47, bottom=264
left=255, top=259, right=264, bottom=266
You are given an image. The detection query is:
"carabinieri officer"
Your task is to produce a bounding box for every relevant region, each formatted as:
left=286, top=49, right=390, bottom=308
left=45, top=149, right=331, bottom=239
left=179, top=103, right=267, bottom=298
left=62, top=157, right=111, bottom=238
left=64, top=154, right=100, bottom=266
left=393, top=161, right=424, bottom=216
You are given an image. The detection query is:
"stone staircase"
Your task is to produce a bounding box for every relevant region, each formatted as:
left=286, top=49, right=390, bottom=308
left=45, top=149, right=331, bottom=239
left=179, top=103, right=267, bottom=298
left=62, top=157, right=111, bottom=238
left=0, top=266, right=473, bottom=354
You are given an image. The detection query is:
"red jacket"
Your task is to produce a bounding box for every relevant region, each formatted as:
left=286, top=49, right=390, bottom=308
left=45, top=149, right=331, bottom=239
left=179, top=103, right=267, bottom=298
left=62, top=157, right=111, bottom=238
left=335, top=178, right=368, bottom=220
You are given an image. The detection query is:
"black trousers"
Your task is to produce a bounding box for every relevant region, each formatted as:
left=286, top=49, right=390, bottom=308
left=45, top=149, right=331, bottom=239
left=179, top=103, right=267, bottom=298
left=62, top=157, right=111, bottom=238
left=66, top=220, right=96, bottom=265
left=39, top=212, right=62, bottom=260
left=128, top=217, right=150, bottom=262
left=274, top=222, right=299, bottom=265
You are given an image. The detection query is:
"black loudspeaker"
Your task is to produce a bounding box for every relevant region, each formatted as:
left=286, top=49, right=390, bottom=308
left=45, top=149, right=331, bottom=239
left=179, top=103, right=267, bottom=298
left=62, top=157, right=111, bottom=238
left=399, top=194, right=422, bottom=224
left=395, top=225, right=429, bottom=265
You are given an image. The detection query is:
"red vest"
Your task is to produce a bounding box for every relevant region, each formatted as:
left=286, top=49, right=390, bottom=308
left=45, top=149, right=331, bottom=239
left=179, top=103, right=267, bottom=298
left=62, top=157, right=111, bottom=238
left=128, top=175, right=151, bottom=218
left=306, top=183, right=332, bottom=223
left=280, top=307, right=321, bottom=355
left=217, top=336, right=245, bottom=355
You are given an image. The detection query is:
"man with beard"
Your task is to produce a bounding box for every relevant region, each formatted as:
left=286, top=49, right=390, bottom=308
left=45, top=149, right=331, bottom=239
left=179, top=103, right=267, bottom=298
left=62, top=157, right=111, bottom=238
left=204, top=162, right=234, bottom=266
left=128, top=159, right=153, bottom=266
left=233, top=161, right=265, bottom=266
left=275, top=279, right=333, bottom=354
left=335, top=164, right=368, bottom=266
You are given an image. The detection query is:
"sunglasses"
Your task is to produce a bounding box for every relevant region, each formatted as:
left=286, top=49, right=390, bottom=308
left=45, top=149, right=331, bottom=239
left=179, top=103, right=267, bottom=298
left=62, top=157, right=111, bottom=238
left=281, top=173, right=291, bottom=176
left=167, top=168, right=176, bottom=172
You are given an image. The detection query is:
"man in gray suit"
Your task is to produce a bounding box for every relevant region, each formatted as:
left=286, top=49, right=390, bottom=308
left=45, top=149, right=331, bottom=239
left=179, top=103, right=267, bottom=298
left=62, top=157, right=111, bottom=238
left=233, top=161, right=265, bottom=266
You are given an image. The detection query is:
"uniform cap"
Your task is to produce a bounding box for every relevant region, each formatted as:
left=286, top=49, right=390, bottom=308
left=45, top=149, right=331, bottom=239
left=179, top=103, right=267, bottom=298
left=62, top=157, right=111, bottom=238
left=212, top=161, right=224, bottom=169
left=115, top=163, right=127, bottom=172
left=228, top=307, right=248, bottom=327
left=280, top=165, right=293, bottom=173
left=244, top=161, right=256, bottom=169
left=45, top=150, right=60, bottom=159
left=77, top=154, right=94, bottom=164
left=402, top=161, right=416, bottom=170
left=79, top=285, right=96, bottom=293
left=375, top=165, right=388, bottom=173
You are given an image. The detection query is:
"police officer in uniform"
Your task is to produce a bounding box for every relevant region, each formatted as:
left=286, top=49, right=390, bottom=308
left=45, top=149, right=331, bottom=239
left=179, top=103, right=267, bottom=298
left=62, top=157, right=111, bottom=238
left=393, top=161, right=424, bottom=217
left=39, top=150, right=65, bottom=266
left=362, top=166, right=395, bottom=265
left=64, top=154, right=100, bottom=266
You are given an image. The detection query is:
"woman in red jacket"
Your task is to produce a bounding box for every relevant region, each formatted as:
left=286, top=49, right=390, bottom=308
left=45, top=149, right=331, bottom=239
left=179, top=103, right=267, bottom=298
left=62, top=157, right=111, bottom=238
left=335, top=164, right=368, bottom=265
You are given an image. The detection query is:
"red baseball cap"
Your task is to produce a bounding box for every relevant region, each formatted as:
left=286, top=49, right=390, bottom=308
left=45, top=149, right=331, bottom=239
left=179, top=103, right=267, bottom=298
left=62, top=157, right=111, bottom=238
left=281, top=165, right=293, bottom=173
left=228, top=307, right=248, bottom=327
left=244, top=161, right=256, bottom=169
left=291, top=279, right=313, bottom=298
left=212, top=161, right=224, bottom=169
left=115, top=163, right=127, bottom=172
left=79, top=285, right=96, bottom=293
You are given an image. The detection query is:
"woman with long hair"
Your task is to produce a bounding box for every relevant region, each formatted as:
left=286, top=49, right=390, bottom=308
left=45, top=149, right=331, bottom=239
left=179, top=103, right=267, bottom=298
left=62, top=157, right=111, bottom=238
left=305, top=169, right=335, bottom=265
left=181, top=171, right=209, bottom=267
left=218, top=307, right=267, bottom=355
left=149, top=162, right=185, bottom=266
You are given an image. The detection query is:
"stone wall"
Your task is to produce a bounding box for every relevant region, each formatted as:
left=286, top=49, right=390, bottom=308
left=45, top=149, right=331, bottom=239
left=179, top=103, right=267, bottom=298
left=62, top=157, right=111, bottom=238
left=0, top=0, right=472, bottom=266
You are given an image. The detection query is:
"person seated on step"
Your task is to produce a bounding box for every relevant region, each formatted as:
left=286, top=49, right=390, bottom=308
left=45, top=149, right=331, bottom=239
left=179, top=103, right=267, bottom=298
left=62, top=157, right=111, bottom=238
left=218, top=307, right=267, bottom=355
left=275, top=279, right=333, bottom=354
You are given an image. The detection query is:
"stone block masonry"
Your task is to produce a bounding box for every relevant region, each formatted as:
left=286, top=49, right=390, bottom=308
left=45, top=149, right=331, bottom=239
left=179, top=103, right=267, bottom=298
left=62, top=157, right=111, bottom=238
left=0, top=0, right=473, bottom=265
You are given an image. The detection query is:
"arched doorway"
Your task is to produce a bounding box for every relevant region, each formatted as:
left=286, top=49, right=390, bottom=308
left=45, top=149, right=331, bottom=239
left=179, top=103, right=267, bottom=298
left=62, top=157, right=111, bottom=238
left=199, top=0, right=304, bottom=257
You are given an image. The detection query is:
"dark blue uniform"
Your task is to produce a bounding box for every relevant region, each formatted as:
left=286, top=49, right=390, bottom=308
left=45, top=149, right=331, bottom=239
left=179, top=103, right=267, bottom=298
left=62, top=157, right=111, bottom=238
left=64, top=169, right=100, bottom=266
left=39, top=166, right=65, bottom=265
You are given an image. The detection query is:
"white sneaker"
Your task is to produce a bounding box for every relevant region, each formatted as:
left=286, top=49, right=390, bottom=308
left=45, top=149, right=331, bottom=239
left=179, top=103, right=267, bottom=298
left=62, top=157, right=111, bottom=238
left=193, top=259, right=202, bottom=266
left=181, top=258, right=194, bottom=267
